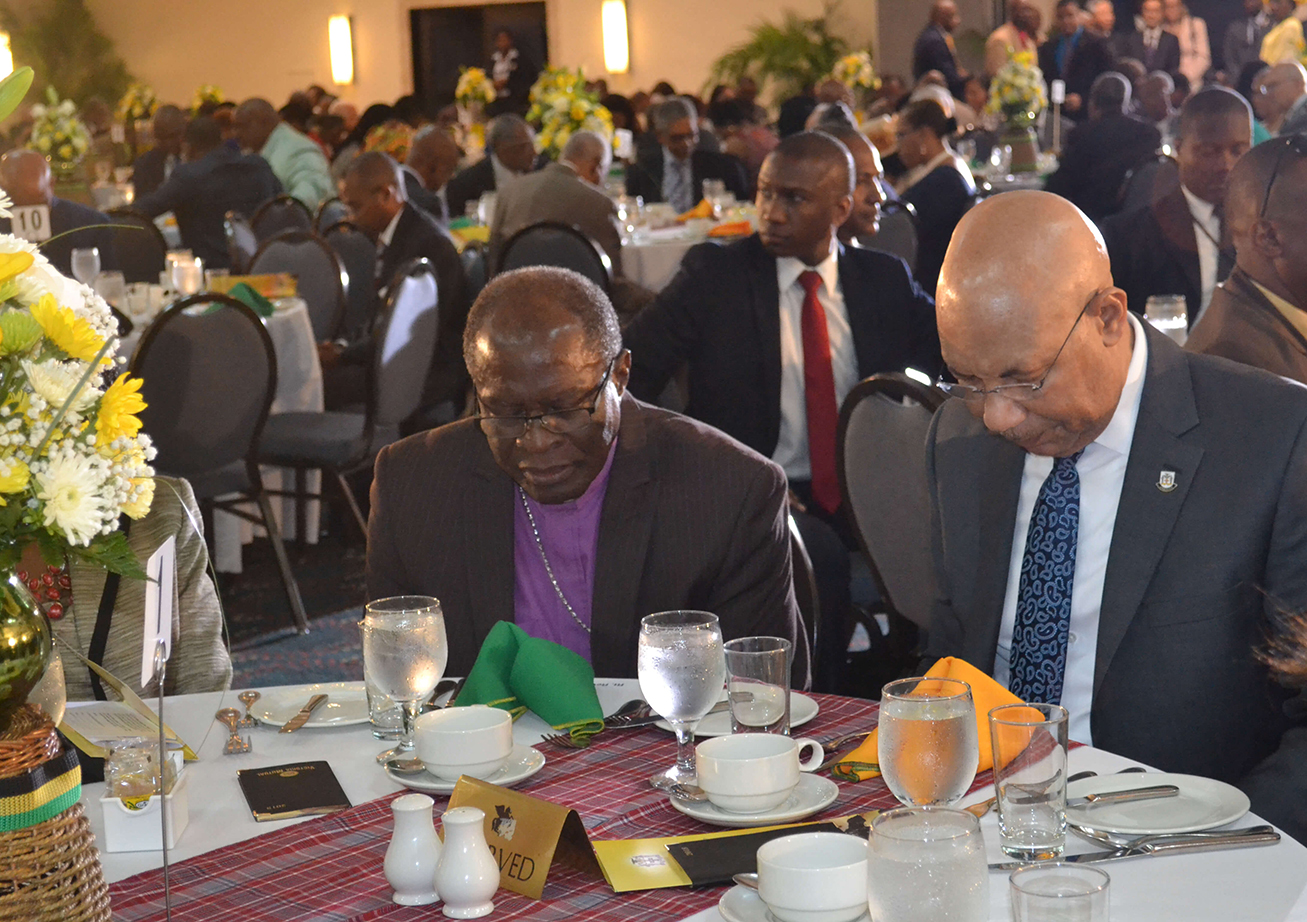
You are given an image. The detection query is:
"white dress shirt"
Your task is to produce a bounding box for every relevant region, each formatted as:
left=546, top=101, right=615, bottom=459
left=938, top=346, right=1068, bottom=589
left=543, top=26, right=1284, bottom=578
left=374, top=207, right=404, bottom=291
left=993, top=313, right=1149, bottom=744
left=490, top=153, right=520, bottom=195
left=772, top=240, right=858, bottom=481
left=1181, top=184, right=1220, bottom=324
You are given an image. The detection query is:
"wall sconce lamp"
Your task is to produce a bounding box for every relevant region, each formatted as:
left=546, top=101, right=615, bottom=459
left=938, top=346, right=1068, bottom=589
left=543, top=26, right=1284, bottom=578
left=329, top=15, right=354, bottom=86
left=602, top=0, right=629, bottom=75
left=0, top=34, right=13, bottom=81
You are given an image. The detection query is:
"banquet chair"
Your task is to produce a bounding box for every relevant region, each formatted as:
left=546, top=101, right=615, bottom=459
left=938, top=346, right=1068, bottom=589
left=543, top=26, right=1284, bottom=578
left=104, top=208, right=168, bottom=283
left=256, top=258, right=441, bottom=541
left=496, top=222, right=612, bottom=292
left=316, top=197, right=350, bottom=233
left=461, top=241, right=488, bottom=302
left=869, top=201, right=919, bottom=274
left=837, top=372, right=945, bottom=635
left=130, top=292, right=309, bottom=634
left=322, top=220, right=378, bottom=340
left=788, top=513, right=821, bottom=674
left=249, top=231, right=348, bottom=341
left=224, top=211, right=258, bottom=273
left=252, top=194, right=313, bottom=241
left=1118, top=154, right=1180, bottom=215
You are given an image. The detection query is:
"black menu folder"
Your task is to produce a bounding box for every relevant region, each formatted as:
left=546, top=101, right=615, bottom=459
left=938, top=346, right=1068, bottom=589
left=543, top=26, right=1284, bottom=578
left=666, top=815, right=873, bottom=888
left=236, top=760, right=351, bottom=822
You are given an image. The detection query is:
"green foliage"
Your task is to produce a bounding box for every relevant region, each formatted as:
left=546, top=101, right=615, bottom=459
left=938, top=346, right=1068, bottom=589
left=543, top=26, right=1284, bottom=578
left=706, top=2, right=862, bottom=103
left=0, top=66, right=32, bottom=123
left=0, top=0, right=130, bottom=107
left=75, top=531, right=147, bottom=581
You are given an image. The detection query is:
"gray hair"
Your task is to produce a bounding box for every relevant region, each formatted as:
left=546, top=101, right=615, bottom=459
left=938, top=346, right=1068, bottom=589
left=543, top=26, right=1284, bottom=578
left=346, top=150, right=403, bottom=197
left=487, top=113, right=532, bottom=152
left=649, top=98, right=697, bottom=135
left=561, top=130, right=611, bottom=169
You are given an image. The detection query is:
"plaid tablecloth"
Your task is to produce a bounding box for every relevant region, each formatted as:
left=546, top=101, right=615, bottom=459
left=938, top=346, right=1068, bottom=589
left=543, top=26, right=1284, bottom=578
left=108, top=694, right=996, bottom=921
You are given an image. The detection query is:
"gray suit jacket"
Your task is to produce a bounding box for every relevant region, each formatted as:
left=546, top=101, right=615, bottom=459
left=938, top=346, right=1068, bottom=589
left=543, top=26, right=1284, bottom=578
left=1186, top=269, right=1307, bottom=385
left=367, top=393, right=810, bottom=686
left=923, top=324, right=1307, bottom=838
left=488, top=162, right=623, bottom=276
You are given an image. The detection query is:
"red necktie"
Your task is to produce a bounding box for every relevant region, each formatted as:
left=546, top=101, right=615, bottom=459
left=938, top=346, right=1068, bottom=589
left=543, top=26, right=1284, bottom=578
left=798, top=270, right=840, bottom=515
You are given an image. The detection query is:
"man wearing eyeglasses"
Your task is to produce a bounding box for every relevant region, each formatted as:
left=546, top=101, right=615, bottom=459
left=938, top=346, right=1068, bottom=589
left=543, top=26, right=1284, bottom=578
left=366, top=266, right=809, bottom=686
left=1253, top=62, right=1307, bottom=137
left=924, top=189, right=1307, bottom=842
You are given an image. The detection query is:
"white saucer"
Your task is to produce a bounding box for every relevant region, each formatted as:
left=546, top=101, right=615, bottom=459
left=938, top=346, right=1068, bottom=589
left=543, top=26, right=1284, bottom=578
left=250, top=681, right=370, bottom=728
left=657, top=692, right=819, bottom=737
left=718, top=885, right=870, bottom=922
left=1066, top=772, right=1250, bottom=836
left=385, top=744, right=546, bottom=794
left=669, top=773, right=839, bottom=827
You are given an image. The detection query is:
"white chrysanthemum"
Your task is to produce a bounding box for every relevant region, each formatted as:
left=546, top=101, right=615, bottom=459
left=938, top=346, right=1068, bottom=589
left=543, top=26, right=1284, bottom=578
left=0, top=190, right=13, bottom=221
left=21, top=359, right=101, bottom=413
left=35, top=452, right=110, bottom=546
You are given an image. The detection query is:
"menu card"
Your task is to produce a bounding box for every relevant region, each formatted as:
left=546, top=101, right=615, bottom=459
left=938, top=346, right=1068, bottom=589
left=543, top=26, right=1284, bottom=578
left=236, top=761, right=350, bottom=822
left=666, top=813, right=875, bottom=887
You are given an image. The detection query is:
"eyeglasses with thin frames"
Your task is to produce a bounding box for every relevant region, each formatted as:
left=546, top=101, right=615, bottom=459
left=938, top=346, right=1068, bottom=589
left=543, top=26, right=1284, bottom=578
left=936, top=289, right=1104, bottom=403
left=1260, top=134, right=1307, bottom=220
left=476, top=357, right=616, bottom=439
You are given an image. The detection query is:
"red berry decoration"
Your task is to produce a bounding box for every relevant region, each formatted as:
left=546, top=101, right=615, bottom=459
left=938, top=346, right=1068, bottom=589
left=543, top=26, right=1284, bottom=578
left=47, top=602, right=63, bottom=620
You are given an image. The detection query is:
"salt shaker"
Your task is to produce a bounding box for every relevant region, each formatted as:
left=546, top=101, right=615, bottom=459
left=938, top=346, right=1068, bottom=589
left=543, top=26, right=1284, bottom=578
left=384, top=793, right=441, bottom=905
left=435, top=806, right=499, bottom=918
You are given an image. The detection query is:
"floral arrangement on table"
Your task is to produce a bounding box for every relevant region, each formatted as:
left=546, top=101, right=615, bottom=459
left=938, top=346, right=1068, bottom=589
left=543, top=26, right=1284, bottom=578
left=28, top=87, right=91, bottom=177
left=534, top=94, right=614, bottom=160
left=984, top=49, right=1046, bottom=126
left=830, top=51, right=881, bottom=91
left=455, top=67, right=497, bottom=109
left=527, top=65, right=588, bottom=113
left=364, top=120, right=416, bottom=162
left=192, top=84, right=225, bottom=114
left=115, top=82, right=158, bottom=123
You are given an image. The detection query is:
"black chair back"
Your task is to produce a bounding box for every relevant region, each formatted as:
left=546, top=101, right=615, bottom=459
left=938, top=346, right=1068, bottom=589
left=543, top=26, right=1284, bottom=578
left=1118, top=155, right=1180, bottom=215
left=496, top=221, right=613, bottom=291
left=225, top=211, right=258, bottom=273
left=130, top=293, right=276, bottom=483
left=837, top=372, right=946, bottom=632
left=368, top=258, right=441, bottom=432
left=250, top=231, right=348, bottom=340
left=461, top=242, right=488, bottom=302
left=104, top=208, right=168, bottom=283
left=322, top=220, right=377, bottom=338
left=870, top=201, right=919, bottom=273
left=316, top=197, right=350, bottom=233
left=252, top=194, right=313, bottom=241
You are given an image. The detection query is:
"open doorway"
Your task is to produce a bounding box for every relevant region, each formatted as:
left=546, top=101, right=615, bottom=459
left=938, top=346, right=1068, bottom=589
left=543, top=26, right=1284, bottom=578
left=410, top=3, right=547, bottom=114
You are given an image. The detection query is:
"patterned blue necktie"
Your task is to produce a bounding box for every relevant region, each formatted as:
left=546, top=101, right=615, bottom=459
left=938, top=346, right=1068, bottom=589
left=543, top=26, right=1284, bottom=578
left=1009, top=450, right=1084, bottom=704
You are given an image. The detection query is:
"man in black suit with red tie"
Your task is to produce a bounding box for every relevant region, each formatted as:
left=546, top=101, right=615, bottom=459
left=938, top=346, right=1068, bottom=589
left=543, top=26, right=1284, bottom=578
left=624, top=132, right=941, bottom=691
left=1118, top=0, right=1182, bottom=77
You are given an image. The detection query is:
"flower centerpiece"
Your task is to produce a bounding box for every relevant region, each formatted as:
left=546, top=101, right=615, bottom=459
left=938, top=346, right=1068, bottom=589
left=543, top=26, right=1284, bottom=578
left=364, top=120, right=416, bottom=162
left=28, top=87, right=91, bottom=183
left=455, top=67, right=496, bottom=127
left=527, top=65, right=587, bottom=113
left=192, top=84, right=225, bottom=115
left=526, top=67, right=614, bottom=160
left=984, top=49, right=1047, bottom=172
left=115, top=82, right=157, bottom=123
left=831, top=51, right=881, bottom=93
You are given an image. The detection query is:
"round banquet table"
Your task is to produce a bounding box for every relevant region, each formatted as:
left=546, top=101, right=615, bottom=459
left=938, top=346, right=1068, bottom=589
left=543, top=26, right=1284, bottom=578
left=80, top=680, right=1306, bottom=921
left=622, top=227, right=703, bottom=292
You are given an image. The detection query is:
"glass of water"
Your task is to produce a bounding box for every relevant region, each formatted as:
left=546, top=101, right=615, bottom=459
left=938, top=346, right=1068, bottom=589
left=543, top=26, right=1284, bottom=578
left=92, top=270, right=127, bottom=308
left=637, top=610, right=726, bottom=787
left=878, top=677, right=979, bottom=806
left=1010, top=863, right=1109, bottom=921
left=171, top=256, right=204, bottom=296
left=990, top=702, right=1070, bottom=861
left=866, top=806, right=989, bottom=922
left=70, top=247, right=101, bottom=286
left=1145, top=294, right=1188, bottom=345
left=360, top=596, right=448, bottom=763
left=724, top=636, right=791, bottom=734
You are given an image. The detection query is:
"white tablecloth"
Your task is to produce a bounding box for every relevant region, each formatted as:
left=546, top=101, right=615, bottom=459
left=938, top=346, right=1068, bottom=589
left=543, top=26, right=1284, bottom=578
left=80, top=681, right=1307, bottom=920
left=622, top=227, right=704, bottom=292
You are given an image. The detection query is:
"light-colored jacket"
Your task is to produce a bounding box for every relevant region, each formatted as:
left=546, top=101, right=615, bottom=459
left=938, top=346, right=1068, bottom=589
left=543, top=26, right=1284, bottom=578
left=1165, top=14, right=1211, bottom=86
left=488, top=161, right=623, bottom=276
left=260, top=122, right=334, bottom=211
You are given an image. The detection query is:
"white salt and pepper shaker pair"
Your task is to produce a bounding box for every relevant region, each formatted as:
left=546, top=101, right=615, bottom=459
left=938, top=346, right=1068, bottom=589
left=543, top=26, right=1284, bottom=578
left=384, top=794, right=499, bottom=918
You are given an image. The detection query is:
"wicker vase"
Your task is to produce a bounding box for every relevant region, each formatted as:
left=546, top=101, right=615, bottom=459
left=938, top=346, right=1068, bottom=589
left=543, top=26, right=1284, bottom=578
left=0, top=705, right=110, bottom=921
left=0, top=570, right=51, bottom=735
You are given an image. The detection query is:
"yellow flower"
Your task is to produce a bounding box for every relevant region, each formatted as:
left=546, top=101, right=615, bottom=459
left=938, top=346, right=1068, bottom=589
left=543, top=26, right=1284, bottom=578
left=96, top=373, right=147, bottom=442
left=122, top=476, right=155, bottom=520
left=30, top=294, right=106, bottom=363
left=0, top=251, right=34, bottom=286
left=0, top=458, right=29, bottom=505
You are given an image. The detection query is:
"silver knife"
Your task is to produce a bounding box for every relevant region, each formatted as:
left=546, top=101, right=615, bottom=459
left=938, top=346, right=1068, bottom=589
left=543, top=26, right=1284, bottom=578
left=279, top=693, right=329, bottom=733
left=990, top=825, right=1281, bottom=870
left=612, top=701, right=730, bottom=729
left=1067, top=784, right=1180, bottom=807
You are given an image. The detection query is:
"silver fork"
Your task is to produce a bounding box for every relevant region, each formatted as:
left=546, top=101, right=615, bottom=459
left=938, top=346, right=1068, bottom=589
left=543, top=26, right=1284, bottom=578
left=540, top=701, right=654, bottom=750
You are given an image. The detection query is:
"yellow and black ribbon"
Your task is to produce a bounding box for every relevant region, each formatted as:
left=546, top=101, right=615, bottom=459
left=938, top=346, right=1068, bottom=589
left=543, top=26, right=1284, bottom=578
left=0, top=744, right=81, bottom=831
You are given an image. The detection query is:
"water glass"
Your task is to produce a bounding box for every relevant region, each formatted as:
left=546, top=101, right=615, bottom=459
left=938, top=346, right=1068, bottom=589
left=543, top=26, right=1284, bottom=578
left=360, top=596, right=447, bottom=763
left=70, top=247, right=101, bottom=286
left=990, top=143, right=1013, bottom=176
left=990, top=702, right=1070, bottom=861
left=170, top=256, right=204, bottom=296
left=1145, top=294, right=1188, bottom=345
left=723, top=636, right=791, bottom=734
left=956, top=137, right=977, bottom=166
left=1010, top=863, right=1109, bottom=921
left=476, top=191, right=497, bottom=225
left=615, top=194, right=643, bottom=241
left=637, top=610, right=726, bottom=787
left=365, top=680, right=404, bottom=740
left=865, top=806, right=988, bottom=922
left=702, top=178, right=728, bottom=217
left=93, top=270, right=126, bottom=308
left=878, top=677, right=978, bottom=807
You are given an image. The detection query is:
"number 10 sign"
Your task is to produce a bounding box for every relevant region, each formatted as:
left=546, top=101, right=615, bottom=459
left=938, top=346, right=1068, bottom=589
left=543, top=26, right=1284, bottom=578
left=11, top=204, right=51, bottom=242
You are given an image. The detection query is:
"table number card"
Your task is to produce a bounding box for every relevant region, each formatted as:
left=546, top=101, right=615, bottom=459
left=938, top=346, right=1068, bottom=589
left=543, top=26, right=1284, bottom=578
left=140, top=535, right=175, bottom=687
left=10, top=204, right=51, bottom=242
left=447, top=776, right=602, bottom=900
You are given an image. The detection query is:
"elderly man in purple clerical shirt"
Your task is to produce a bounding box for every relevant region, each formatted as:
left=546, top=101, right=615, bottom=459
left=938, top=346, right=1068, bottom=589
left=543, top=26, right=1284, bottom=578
left=365, top=266, right=809, bottom=686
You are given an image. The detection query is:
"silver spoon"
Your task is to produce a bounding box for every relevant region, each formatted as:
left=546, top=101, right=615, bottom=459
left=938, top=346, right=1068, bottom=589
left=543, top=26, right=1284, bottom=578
left=385, top=757, right=428, bottom=775
left=733, top=872, right=759, bottom=890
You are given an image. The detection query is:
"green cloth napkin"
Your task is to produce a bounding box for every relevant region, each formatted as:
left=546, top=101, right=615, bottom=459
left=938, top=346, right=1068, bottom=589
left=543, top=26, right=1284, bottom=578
left=458, top=621, right=605, bottom=745
left=226, top=281, right=275, bottom=318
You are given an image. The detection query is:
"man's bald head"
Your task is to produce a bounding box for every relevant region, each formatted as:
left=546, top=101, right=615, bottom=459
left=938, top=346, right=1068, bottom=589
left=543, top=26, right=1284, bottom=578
left=342, top=151, right=404, bottom=238
left=406, top=126, right=462, bottom=192
left=0, top=150, right=52, bottom=207
left=233, top=98, right=280, bottom=152
left=931, top=0, right=961, bottom=31
left=1257, top=62, right=1307, bottom=128
left=770, top=130, right=855, bottom=195
left=560, top=130, right=612, bottom=185
left=938, top=192, right=1133, bottom=457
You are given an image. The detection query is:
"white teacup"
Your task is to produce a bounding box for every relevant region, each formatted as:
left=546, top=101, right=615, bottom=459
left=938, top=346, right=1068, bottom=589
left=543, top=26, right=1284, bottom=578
left=757, top=832, right=869, bottom=922
left=414, top=705, right=514, bottom=781
left=696, top=733, right=824, bottom=814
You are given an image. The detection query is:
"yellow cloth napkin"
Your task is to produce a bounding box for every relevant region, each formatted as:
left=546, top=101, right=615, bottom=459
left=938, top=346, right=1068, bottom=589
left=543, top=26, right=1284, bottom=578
left=830, top=656, right=1026, bottom=782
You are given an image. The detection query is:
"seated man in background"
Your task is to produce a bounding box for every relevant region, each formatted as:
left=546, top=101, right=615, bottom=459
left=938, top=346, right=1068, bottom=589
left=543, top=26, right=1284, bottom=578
left=135, top=116, right=283, bottom=270
left=924, top=189, right=1307, bottom=843
left=1186, top=137, right=1307, bottom=381
left=131, top=104, right=187, bottom=198
left=1255, top=62, right=1307, bottom=137
left=367, top=267, right=808, bottom=685
left=625, top=98, right=749, bottom=212
left=322, top=152, right=469, bottom=423
left=445, top=114, right=538, bottom=221
left=233, top=97, right=334, bottom=211
left=402, top=126, right=462, bottom=225
left=0, top=150, right=115, bottom=278
left=1102, top=87, right=1250, bottom=327
left=820, top=123, right=889, bottom=248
